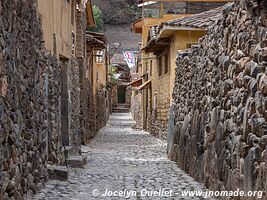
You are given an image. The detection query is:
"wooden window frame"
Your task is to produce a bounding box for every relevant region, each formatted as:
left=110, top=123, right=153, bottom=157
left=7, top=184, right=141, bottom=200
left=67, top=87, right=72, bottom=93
left=150, top=60, right=152, bottom=77
left=157, top=47, right=169, bottom=77
left=158, top=56, right=162, bottom=76
left=164, top=53, right=169, bottom=74
left=96, top=50, right=104, bottom=63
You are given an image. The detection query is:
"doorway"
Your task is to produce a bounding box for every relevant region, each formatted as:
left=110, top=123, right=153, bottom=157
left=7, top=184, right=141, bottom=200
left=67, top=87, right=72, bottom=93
left=117, top=85, right=126, bottom=104
left=60, top=57, right=70, bottom=147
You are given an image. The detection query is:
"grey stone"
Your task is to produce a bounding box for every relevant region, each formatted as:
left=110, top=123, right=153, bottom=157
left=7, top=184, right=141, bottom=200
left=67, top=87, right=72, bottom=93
left=67, top=156, right=86, bottom=169
left=168, top=1, right=267, bottom=198
left=33, top=113, right=213, bottom=200
left=47, top=165, right=68, bottom=182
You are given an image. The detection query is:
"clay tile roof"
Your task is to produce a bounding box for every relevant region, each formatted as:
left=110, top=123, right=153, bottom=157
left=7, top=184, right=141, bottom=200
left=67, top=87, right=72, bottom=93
left=110, top=54, right=127, bottom=65
left=163, top=5, right=225, bottom=29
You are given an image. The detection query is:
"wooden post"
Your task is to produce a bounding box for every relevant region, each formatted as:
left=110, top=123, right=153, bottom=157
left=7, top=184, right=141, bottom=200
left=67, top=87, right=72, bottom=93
left=160, top=2, right=164, bottom=18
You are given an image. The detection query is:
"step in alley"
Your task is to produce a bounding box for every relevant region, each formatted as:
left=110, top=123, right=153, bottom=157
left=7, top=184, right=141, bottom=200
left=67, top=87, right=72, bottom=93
left=33, top=113, right=212, bottom=200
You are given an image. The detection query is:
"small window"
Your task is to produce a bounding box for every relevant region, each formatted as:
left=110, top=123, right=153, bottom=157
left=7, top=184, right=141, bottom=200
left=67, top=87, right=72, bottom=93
left=158, top=56, right=162, bottom=76
left=150, top=60, right=152, bottom=76
left=96, top=50, right=103, bottom=63
left=164, top=53, right=168, bottom=74
left=71, top=32, right=75, bottom=55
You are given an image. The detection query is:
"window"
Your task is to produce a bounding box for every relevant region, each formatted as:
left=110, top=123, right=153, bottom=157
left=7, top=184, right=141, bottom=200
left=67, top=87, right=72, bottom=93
left=164, top=53, right=168, bottom=74
left=71, top=32, right=75, bottom=55
left=150, top=60, right=152, bottom=76
left=158, top=56, right=162, bottom=76
left=158, top=53, right=169, bottom=76
left=96, top=50, right=104, bottom=63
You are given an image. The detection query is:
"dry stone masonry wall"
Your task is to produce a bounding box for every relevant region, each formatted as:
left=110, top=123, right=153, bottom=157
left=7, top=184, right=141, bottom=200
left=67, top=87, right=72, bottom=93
left=96, top=86, right=109, bottom=131
left=131, top=93, right=142, bottom=129
left=0, top=1, right=57, bottom=199
left=68, top=59, right=81, bottom=154
left=168, top=0, right=267, bottom=199
left=0, top=0, right=92, bottom=199
left=45, top=53, right=64, bottom=165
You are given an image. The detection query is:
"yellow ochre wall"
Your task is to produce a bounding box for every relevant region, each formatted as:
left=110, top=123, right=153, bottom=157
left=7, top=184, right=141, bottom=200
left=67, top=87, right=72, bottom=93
left=139, top=14, right=190, bottom=129
left=148, top=29, right=206, bottom=138
left=92, top=49, right=107, bottom=95
left=37, top=0, right=76, bottom=58
left=141, top=14, right=191, bottom=49
left=169, top=30, right=206, bottom=102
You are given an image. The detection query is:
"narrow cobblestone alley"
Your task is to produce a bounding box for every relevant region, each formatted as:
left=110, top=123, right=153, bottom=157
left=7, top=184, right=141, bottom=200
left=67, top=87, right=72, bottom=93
left=33, top=113, right=212, bottom=200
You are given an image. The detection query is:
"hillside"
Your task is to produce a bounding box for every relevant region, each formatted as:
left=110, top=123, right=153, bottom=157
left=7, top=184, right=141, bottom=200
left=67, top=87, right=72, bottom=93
left=91, top=0, right=141, bottom=25
left=91, top=0, right=142, bottom=54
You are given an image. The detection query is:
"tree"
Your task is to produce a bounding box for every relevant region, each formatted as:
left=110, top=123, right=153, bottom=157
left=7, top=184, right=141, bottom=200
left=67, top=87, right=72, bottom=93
left=88, top=5, right=104, bottom=32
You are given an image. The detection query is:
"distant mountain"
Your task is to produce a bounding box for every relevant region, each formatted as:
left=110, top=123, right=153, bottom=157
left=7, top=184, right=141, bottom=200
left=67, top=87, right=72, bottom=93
left=91, top=0, right=141, bottom=54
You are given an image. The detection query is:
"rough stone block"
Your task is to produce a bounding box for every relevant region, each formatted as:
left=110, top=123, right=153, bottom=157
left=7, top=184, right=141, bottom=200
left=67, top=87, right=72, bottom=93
left=47, top=165, right=68, bottom=182
left=67, top=156, right=86, bottom=168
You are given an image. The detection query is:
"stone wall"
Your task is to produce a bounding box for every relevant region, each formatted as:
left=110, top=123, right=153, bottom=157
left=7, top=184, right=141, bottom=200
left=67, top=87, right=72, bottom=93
left=96, top=85, right=109, bottom=131
left=68, top=59, right=81, bottom=154
left=76, top=10, right=94, bottom=145
left=0, top=0, right=91, bottom=198
left=79, top=60, right=96, bottom=144
left=131, top=92, right=142, bottom=129
left=168, top=0, right=267, bottom=198
left=151, top=64, right=170, bottom=140
left=0, top=1, right=63, bottom=199
left=46, top=54, right=64, bottom=165
left=125, top=86, right=132, bottom=107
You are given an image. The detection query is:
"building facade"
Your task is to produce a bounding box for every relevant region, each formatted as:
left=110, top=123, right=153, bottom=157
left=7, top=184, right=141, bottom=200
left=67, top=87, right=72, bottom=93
left=0, top=0, right=110, bottom=199
left=86, top=31, right=110, bottom=134
left=132, top=0, right=231, bottom=139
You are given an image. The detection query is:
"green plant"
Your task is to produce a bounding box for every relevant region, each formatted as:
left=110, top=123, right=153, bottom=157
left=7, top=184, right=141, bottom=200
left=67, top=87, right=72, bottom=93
left=88, top=5, right=104, bottom=32
left=127, top=5, right=141, bottom=21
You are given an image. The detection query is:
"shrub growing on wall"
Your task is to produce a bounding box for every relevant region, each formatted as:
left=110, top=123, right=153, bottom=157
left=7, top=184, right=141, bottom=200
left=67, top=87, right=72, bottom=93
left=88, top=5, right=104, bottom=32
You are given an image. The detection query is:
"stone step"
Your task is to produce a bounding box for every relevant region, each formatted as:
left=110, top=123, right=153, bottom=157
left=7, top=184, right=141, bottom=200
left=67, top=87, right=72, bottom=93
left=115, top=104, right=130, bottom=108
left=112, top=108, right=130, bottom=113
left=67, top=155, right=87, bottom=168
left=64, top=145, right=80, bottom=159
left=47, top=165, right=68, bottom=181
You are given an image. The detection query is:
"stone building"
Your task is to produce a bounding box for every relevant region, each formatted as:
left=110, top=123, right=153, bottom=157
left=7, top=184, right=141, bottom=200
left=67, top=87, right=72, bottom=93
left=86, top=31, right=110, bottom=132
left=168, top=0, right=267, bottom=199
left=76, top=2, right=96, bottom=145
left=143, top=8, right=223, bottom=139
left=0, top=0, right=102, bottom=199
left=132, top=1, right=195, bottom=132
left=132, top=0, right=230, bottom=138
left=37, top=0, right=96, bottom=160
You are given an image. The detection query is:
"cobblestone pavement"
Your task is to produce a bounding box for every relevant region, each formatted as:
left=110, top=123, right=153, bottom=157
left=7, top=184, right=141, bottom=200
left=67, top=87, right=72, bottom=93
left=33, top=113, right=213, bottom=200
